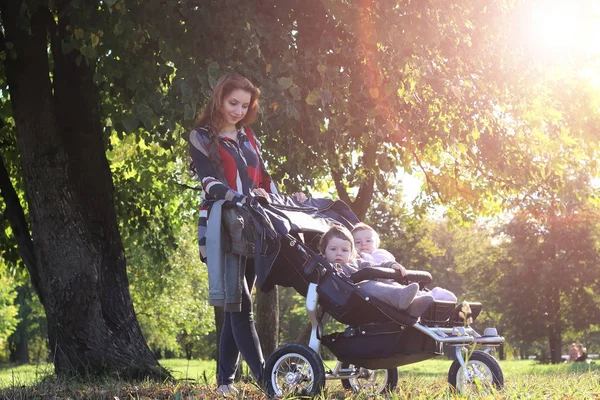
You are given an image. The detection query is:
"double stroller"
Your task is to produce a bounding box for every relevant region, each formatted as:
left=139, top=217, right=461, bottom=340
left=242, top=196, right=505, bottom=397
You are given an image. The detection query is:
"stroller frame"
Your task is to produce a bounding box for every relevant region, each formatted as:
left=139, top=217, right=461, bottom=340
left=305, top=282, right=504, bottom=380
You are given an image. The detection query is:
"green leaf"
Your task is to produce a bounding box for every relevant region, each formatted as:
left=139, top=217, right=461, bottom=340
left=305, top=90, right=320, bottom=106
left=278, top=77, right=293, bottom=90
left=179, top=81, right=193, bottom=100
left=123, top=117, right=139, bottom=133
left=207, top=62, right=221, bottom=88
left=79, top=45, right=96, bottom=59
left=184, top=104, right=195, bottom=120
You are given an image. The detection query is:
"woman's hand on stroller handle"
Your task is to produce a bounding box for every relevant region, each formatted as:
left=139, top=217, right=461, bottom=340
left=251, top=188, right=271, bottom=205
left=235, top=190, right=270, bottom=208
left=293, top=191, right=308, bottom=203
left=252, top=188, right=269, bottom=198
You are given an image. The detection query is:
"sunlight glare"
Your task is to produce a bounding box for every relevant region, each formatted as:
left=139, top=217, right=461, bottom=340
left=524, top=0, right=600, bottom=57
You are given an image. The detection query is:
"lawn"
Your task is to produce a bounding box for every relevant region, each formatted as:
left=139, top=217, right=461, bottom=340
left=1, top=357, right=599, bottom=399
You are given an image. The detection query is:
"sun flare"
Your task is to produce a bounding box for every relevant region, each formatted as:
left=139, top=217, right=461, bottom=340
left=523, top=0, right=600, bottom=57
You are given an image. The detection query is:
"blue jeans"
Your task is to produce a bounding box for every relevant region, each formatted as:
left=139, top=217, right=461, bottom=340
left=217, top=257, right=265, bottom=385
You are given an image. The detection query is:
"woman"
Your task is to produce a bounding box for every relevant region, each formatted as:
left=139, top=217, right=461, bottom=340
left=189, top=73, right=304, bottom=395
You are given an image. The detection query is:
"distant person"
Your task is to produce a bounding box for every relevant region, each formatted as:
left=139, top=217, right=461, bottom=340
left=351, top=223, right=457, bottom=302
left=575, top=343, right=587, bottom=362
left=568, top=343, right=578, bottom=362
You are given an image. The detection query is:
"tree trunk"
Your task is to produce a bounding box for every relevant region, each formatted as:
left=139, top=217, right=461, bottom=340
left=548, top=326, right=563, bottom=364
left=295, top=310, right=330, bottom=344
left=498, top=343, right=505, bottom=361
left=1, top=1, right=165, bottom=379
left=255, top=287, right=279, bottom=357
left=519, top=345, right=525, bottom=360
left=8, top=334, right=29, bottom=364
left=295, top=322, right=312, bottom=345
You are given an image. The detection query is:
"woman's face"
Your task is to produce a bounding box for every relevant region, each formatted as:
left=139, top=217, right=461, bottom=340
left=221, top=89, right=252, bottom=130
left=324, top=237, right=353, bottom=264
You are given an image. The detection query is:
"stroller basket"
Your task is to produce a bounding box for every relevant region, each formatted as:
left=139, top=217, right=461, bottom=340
left=322, top=322, right=443, bottom=370
left=420, top=301, right=484, bottom=326
left=420, top=301, right=456, bottom=325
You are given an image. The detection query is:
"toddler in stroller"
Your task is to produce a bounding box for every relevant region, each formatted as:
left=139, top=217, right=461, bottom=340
left=239, top=197, right=505, bottom=398
left=352, top=222, right=458, bottom=303
left=319, top=225, right=435, bottom=317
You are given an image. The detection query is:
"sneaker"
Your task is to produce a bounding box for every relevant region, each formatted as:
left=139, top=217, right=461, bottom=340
left=216, top=384, right=239, bottom=396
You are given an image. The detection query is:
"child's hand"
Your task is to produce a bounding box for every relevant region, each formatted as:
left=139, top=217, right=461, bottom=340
left=359, top=252, right=374, bottom=262
left=389, top=262, right=406, bottom=277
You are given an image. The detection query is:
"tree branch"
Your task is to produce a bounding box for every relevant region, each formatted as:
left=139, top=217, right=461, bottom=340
left=175, top=181, right=202, bottom=191
left=352, top=138, right=378, bottom=219
left=412, top=148, right=442, bottom=202
left=0, top=151, right=43, bottom=301
left=326, top=133, right=351, bottom=205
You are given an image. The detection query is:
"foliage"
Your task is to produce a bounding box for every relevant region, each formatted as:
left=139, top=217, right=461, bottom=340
left=277, top=287, right=309, bottom=345
left=0, top=261, right=17, bottom=344
left=365, top=192, right=443, bottom=266
left=107, top=134, right=213, bottom=358
left=7, top=275, right=48, bottom=364
left=94, top=0, right=600, bottom=220
left=495, top=201, right=600, bottom=362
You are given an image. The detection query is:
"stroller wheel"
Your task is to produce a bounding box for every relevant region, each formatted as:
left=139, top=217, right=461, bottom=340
left=340, top=363, right=398, bottom=395
left=265, top=343, right=325, bottom=398
left=448, top=350, right=504, bottom=395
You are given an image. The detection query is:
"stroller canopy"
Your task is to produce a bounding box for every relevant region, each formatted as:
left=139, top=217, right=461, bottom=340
left=248, top=195, right=360, bottom=292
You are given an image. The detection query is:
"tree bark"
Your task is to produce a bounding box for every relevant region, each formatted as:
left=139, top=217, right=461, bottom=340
left=548, top=328, right=562, bottom=364
left=295, top=309, right=330, bottom=344
left=255, top=287, right=279, bottom=358
left=545, top=269, right=563, bottom=364
left=0, top=1, right=165, bottom=379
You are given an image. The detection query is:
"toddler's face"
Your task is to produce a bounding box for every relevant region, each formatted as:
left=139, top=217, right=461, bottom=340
left=353, top=229, right=376, bottom=254
left=324, top=237, right=352, bottom=264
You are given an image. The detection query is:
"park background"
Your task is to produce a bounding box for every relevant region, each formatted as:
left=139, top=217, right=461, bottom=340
left=1, top=0, right=600, bottom=397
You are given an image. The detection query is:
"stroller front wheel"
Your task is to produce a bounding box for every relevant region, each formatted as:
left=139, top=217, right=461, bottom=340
left=340, top=363, right=398, bottom=394
left=448, top=350, right=504, bottom=395
left=265, top=343, right=326, bottom=398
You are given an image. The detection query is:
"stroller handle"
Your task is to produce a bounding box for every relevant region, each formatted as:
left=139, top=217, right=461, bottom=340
left=403, top=270, right=433, bottom=285
left=349, top=268, right=433, bottom=287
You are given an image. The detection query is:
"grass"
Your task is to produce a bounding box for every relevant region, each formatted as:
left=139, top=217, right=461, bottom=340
left=0, top=362, right=54, bottom=387
left=0, top=358, right=599, bottom=399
